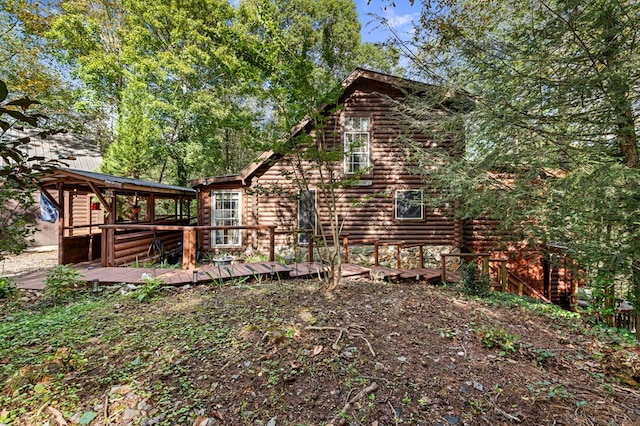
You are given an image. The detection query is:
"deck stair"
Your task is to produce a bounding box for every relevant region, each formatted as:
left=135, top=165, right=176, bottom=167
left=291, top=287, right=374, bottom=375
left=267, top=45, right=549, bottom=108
left=399, top=268, right=442, bottom=283
left=370, top=265, right=404, bottom=281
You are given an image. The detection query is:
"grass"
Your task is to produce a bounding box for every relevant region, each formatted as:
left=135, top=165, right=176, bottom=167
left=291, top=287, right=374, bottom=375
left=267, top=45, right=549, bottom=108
left=0, top=284, right=295, bottom=424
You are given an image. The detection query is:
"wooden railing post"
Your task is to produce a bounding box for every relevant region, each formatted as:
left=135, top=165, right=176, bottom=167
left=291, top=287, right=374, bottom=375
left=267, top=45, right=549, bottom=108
left=441, top=254, right=447, bottom=282
left=397, top=242, right=403, bottom=269
left=517, top=274, right=523, bottom=296
left=183, top=227, right=196, bottom=270
left=308, top=231, right=314, bottom=262
left=500, top=261, right=508, bottom=292
left=419, top=245, right=424, bottom=268
left=269, top=226, right=275, bottom=262
left=374, top=240, right=379, bottom=266
left=481, top=255, right=489, bottom=279
left=343, top=234, right=350, bottom=264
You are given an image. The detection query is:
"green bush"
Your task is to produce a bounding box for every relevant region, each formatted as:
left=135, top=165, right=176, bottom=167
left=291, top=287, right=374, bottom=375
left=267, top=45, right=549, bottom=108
left=45, top=265, right=84, bottom=303
left=0, top=277, right=18, bottom=299
left=460, top=260, right=490, bottom=296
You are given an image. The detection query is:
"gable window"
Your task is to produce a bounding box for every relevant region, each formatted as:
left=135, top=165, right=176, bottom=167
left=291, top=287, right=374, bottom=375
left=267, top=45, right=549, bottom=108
left=211, top=190, right=241, bottom=246
left=344, top=116, right=370, bottom=174
left=396, top=189, right=423, bottom=220
left=297, top=189, right=317, bottom=245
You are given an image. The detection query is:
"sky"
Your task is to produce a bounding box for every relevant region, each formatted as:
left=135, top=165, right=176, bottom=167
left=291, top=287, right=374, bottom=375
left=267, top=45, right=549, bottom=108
left=353, top=0, right=421, bottom=44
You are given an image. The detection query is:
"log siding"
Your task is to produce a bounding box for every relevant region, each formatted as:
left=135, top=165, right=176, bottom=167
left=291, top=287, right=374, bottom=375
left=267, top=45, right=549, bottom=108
left=193, top=70, right=461, bottom=254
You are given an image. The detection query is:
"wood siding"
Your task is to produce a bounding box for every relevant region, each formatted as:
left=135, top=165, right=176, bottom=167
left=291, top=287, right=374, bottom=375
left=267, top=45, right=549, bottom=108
left=111, top=229, right=182, bottom=266
left=197, top=77, right=460, bottom=254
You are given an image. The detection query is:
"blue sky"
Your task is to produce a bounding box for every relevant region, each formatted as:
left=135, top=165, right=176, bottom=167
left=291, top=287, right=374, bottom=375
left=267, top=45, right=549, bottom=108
left=353, top=0, right=421, bottom=43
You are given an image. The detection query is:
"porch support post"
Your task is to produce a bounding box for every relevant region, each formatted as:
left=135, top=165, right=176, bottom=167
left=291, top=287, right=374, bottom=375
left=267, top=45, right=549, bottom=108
left=183, top=227, right=196, bottom=270
left=57, top=182, right=64, bottom=265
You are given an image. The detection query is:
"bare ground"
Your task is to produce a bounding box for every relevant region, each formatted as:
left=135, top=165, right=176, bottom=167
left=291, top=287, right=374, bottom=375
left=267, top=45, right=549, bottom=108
left=2, top=275, right=640, bottom=425
left=1, top=246, right=57, bottom=277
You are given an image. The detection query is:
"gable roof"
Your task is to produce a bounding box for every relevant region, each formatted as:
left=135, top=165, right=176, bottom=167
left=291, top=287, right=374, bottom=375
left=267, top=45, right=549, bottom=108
left=190, top=68, right=429, bottom=188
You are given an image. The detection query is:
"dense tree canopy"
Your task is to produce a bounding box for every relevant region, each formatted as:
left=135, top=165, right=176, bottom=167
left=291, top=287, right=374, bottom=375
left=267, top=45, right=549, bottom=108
left=402, top=0, right=640, bottom=310
left=2, top=0, right=401, bottom=186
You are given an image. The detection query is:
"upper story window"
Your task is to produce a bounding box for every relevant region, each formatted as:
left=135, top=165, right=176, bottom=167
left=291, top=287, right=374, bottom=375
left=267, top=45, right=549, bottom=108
left=395, top=189, right=423, bottom=220
left=344, top=116, right=370, bottom=174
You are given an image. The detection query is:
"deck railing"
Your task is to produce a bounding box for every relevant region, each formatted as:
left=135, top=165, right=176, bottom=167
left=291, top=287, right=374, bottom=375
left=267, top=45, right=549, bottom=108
left=340, top=235, right=433, bottom=269
left=99, top=224, right=277, bottom=269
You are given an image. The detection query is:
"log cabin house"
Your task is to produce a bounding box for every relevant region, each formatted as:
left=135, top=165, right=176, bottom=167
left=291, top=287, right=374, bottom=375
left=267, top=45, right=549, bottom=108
left=190, top=68, right=577, bottom=307
left=190, top=68, right=465, bottom=257
left=33, top=69, right=575, bottom=308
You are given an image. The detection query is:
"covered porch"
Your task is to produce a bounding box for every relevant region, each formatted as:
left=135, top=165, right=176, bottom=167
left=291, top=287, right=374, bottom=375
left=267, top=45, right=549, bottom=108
left=38, top=168, right=197, bottom=267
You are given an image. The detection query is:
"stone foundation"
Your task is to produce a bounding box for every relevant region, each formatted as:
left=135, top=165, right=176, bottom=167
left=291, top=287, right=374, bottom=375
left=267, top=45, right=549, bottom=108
left=272, top=244, right=460, bottom=269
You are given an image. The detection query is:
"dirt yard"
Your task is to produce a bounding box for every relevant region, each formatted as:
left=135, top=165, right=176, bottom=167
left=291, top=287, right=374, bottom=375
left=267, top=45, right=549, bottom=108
left=1, top=277, right=640, bottom=425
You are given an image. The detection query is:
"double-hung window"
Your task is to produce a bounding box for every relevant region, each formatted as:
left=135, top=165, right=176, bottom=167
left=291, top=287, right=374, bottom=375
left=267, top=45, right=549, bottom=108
left=344, top=117, right=370, bottom=174
left=395, top=189, right=423, bottom=220
left=211, top=190, right=241, bottom=246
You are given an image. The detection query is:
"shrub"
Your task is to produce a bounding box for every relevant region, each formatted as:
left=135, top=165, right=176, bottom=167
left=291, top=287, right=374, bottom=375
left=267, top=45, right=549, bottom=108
left=477, top=325, right=521, bottom=356
left=0, top=277, right=18, bottom=299
left=45, top=265, right=83, bottom=303
left=460, top=260, right=490, bottom=296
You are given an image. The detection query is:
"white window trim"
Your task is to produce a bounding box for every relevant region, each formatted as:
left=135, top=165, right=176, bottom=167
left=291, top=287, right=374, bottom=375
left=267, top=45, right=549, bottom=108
left=211, top=190, right=242, bottom=247
left=344, top=117, right=371, bottom=174
left=395, top=189, right=424, bottom=220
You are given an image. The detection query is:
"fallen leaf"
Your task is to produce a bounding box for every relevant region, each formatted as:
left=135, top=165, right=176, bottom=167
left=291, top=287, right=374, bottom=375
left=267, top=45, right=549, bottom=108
left=312, top=345, right=323, bottom=356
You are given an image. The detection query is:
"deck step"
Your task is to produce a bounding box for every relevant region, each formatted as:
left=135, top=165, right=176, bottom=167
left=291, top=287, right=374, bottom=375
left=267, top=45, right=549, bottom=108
left=399, top=268, right=442, bottom=283
left=370, top=266, right=404, bottom=281
left=287, top=262, right=329, bottom=278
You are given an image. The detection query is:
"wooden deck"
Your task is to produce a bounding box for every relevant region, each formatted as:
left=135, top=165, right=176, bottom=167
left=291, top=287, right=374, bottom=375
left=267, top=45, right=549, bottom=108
left=14, top=261, right=447, bottom=291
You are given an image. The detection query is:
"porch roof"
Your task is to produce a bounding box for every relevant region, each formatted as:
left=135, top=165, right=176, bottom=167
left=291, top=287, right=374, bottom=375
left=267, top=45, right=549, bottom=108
left=39, top=168, right=196, bottom=197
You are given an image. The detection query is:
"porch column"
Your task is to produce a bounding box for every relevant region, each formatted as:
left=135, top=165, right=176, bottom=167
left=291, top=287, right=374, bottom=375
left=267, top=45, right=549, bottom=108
left=183, top=227, right=197, bottom=269
left=57, top=183, right=65, bottom=265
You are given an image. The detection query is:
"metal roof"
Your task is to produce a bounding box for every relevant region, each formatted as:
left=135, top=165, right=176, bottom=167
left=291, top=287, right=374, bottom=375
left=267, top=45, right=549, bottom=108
left=40, top=168, right=196, bottom=197
left=3, top=127, right=102, bottom=172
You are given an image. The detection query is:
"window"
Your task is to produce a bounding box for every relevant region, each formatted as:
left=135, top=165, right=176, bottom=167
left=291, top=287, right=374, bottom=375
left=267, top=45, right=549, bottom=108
left=211, top=191, right=241, bottom=246
left=395, top=189, right=423, bottom=220
left=344, top=116, right=370, bottom=174
left=298, top=189, right=316, bottom=244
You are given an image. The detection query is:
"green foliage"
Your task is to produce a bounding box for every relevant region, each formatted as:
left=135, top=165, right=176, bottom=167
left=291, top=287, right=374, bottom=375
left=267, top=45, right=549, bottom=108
left=0, top=79, right=68, bottom=262
left=476, top=325, right=521, bottom=356
left=405, top=0, right=640, bottom=328
left=459, top=260, right=490, bottom=297
left=130, top=274, right=165, bottom=303
left=531, top=348, right=557, bottom=367
left=0, top=277, right=18, bottom=299
left=99, top=79, right=159, bottom=180
left=45, top=265, right=83, bottom=303
left=527, top=381, right=572, bottom=401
